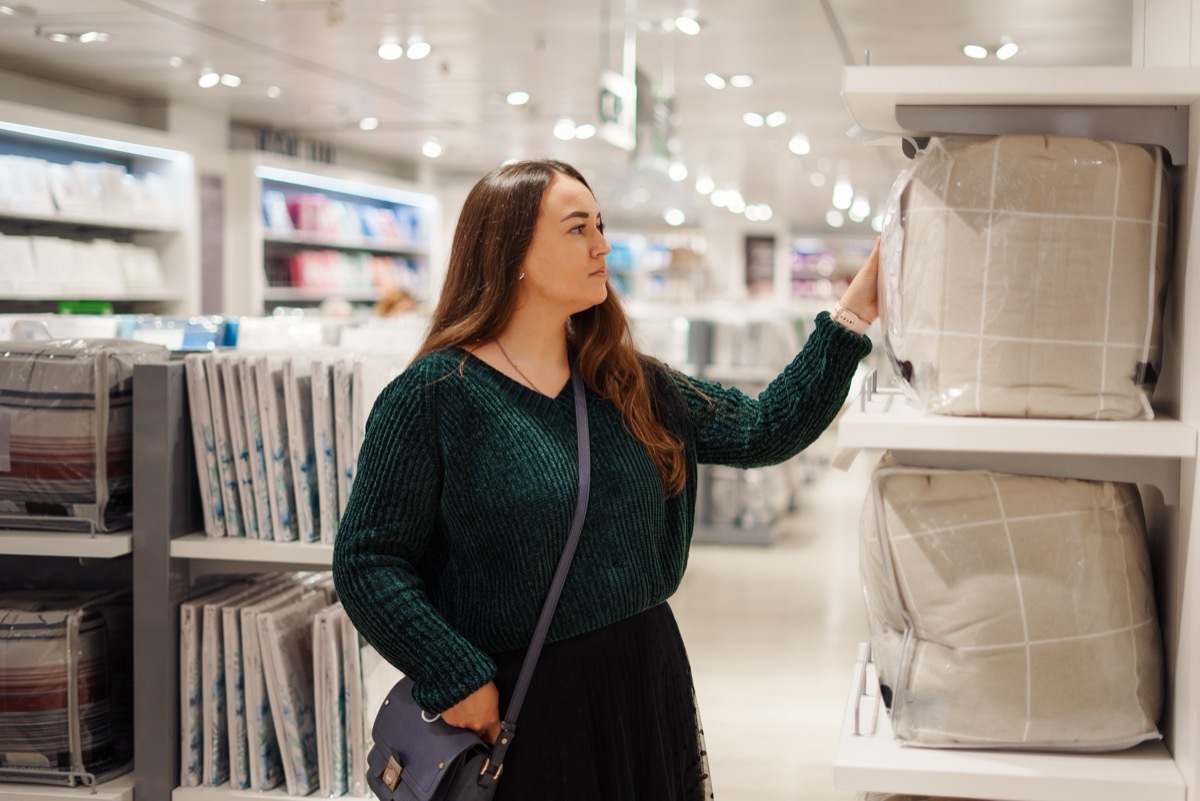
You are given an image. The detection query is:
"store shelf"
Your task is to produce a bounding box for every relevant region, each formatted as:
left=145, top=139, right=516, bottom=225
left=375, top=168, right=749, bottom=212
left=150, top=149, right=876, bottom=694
left=263, top=286, right=380, bottom=303
left=170, top=532, right=334, bottom=565
left=0, top=773, right=134, bottom=800
left=834, top=646, right=1185, bottom=801
left=0, top=207, right=179, bottom=233
left=0, top=288, right=181, bottom=302
left=837, top=384, right=1196, bottom=503
left=264, top=230, right=426, bottom=256
left=842, top=66, right=1200, bottom=135
left=0, top=529, right=132, bottom=557
left=173, top=785, right=369, bottom=800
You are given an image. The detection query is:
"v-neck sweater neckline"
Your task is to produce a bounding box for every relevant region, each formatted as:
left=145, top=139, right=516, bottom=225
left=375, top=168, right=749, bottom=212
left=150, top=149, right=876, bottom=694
left=454, top=347, right=574, bottom=415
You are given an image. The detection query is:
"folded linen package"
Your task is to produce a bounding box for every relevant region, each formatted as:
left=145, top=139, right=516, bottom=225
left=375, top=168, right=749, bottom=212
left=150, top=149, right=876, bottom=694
left=859, top=456, right=1162, bottom=751
left=879, top=134, right=1171, bottom=419
left=0, top=339, right=170, bottom=532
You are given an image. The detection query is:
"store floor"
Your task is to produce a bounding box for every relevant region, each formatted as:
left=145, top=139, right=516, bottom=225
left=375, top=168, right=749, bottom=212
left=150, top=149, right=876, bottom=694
left=672, top=439, right=879, bottom=801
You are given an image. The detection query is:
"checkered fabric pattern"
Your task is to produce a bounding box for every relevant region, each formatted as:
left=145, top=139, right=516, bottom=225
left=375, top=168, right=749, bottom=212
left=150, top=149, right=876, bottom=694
left=860, top=459, right=1162, bottom=750
left=880, top=134, right=1171, bottom=419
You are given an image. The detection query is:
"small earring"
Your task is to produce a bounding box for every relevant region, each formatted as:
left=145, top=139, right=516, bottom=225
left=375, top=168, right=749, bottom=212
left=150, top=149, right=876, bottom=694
left=518, top=272, right=525, bottom=281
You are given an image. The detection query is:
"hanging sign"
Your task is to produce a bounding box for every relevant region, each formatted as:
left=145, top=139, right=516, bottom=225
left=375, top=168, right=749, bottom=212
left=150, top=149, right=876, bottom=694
left=598, top=70, right=637, bottom=152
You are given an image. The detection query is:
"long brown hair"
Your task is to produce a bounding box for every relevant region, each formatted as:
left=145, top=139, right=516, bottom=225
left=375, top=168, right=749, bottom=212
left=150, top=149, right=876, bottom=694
left=414, top=159, right=686, bottom=495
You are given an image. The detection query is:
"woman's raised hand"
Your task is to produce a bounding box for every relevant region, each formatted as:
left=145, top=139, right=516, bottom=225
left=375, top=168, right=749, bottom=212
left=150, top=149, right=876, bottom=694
left=838, top=237, right=881, bottom=325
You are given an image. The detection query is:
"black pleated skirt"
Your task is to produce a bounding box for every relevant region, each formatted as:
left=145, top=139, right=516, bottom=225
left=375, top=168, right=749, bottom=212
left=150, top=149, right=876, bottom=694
left=490, top=603, right=715, bottom=801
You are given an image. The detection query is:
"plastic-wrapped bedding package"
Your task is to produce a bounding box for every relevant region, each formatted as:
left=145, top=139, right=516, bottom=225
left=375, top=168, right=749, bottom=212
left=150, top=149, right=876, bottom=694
left=0, top=591, right=133, bottom=787
left=0, top=339, right=169, bottom=532
left=860, top=456, right=1162, bottom=751
left=879, top=134, right=1171, bottom=419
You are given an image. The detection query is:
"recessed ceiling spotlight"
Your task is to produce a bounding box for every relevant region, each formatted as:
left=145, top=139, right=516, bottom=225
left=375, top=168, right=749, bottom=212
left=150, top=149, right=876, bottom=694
left=810, top=173, right=827, bottom=188
left=378, top=41, right=403, bottom=60
left=574, top=123, right=597, bottom=139
left=406, top=37, right=431, bottom=59
left=743, top=112, right=764, bottom=127
left=553, top=118, right=577, bottom=140
left=826, top=210, right=845, bottom=228
left=267, top=86, right=281, bottom=98
left=358, top=116, right=379, bottom=131
left=169, top=56, right=183, bottom=68
left=0, top=6, right=15, bottom=14
left=664, top=208, right=686, bottom=226
left=788, top=135, right=811, bottom=155
left=871, top=214, right=884, bottom=233
left=996, top=41, right=1020, bottom=60
left=695, top=176, right=715, bottom=195
left=704, top=73, right=726, bottom=89
left=668, top=161, right=688, bottom=182
left=765, top=111, right=787, bottom=127
left=47, top=32, right=70, bottom=43
left=197, top=71, right=220, bottom=89
left=963, top=44, right=988, bottom=59
left=219, top=73, right=241, bottom=87
left=79, top=31, right=109, bottom=44
left=506, top=91, right=530, bottom=105
left=675, top=15, right=701, bottom=35
left=729, top=74, right=753, bottom=88
left=422, top=139, right=443, bottom=158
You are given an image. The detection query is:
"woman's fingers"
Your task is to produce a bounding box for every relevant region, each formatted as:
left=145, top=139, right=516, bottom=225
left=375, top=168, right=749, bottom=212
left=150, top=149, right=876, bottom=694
left=439, top=681, right=501, bottom=741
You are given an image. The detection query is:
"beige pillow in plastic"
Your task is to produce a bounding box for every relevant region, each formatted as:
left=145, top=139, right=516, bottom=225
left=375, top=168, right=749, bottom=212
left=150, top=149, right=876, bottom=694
left=879, top=134, right=1171, bottom=419
left=860, top=457, right=1162, bottom=750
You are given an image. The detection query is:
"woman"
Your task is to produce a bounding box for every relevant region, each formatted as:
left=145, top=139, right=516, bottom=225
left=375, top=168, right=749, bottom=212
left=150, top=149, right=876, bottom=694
left=333, top=159, right=878, bottom=800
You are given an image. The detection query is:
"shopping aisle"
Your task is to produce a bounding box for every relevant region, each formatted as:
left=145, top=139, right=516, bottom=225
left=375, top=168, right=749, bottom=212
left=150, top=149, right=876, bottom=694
left=672, top=436, right=880, bottom=801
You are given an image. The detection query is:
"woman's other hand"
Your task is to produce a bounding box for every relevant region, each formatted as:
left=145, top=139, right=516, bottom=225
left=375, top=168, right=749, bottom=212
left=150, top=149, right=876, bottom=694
left=439, top=681, right=502, bottom=744
left=838, top=237, right=880, bottom=325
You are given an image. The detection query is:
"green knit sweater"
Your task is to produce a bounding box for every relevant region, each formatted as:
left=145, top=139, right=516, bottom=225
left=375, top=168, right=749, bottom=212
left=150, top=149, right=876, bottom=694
left=333, top=312, right=871, bottom=712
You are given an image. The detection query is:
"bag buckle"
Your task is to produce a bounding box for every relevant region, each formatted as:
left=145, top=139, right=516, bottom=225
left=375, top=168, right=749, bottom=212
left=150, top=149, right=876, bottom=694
left=382, top=756, right=404, bottom=791
left=479, top=758, right=504, bottom=781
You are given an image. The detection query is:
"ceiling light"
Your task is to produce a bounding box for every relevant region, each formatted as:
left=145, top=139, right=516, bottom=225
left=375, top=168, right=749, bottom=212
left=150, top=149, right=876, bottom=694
left=674, top=15, right=701, bottom=35
left=0, top=6, right=15, bottom=14
left=506, top=91, right=530, bottom=105
left=788, top=135, right=811, bottom=155
left=727, top=194, right=746, bottom=214
left=219, top=73, right=241, bottom=87
left=963, top=44, right=988, bottom=59
left=574, top=124, right=596, bottom=139
left=871, top=214, right=884, bottom=233
left=553, top=118, right=576, bottom=140
left=169, top=56, right=183, bottom=68
left=47, top=32, right=70, bottom=43
left=710, top=189, right=729, bottom=208
left=358, top=116, right=379, bottom=131
left=79, top=31, right=109, bottom=44
left=810, top=173, right=827, bottom=188
left=704, top=73, right=726, bottom=89
left=849, top=196, right=871, bottom=222
left=750, top=204, right=773, bottom=221
left=832, top=179, right=854, bottom=210
left=743, top=112, right=764, bottom=127
left=664, top=208, right=686, bottom=226
left=421, top=140, right=443, bottom=158
left=765, top=111, right=787, bottom=127
left=197, top=71, right=220, bottom=89
left=668, top=161, right=688, bottom=182
left=378, top=41, right=403, bottom=60
left=996, top=41, right=1020, bottom=60
left=267, top=86, right=281, bottom=99
left=695, top=176, right=715, bottom=195
left=406, top=38, right=431, bottom=59
left=729, top=74, right=753, bottom=88
left=826, top=210, right=845, bottom=228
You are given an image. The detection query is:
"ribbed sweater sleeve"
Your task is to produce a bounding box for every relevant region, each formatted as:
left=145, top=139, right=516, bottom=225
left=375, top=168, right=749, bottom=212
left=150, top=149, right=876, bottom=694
left=671, top=312, right=872, bottom=467
left=332, top=361, right=497, bottom=713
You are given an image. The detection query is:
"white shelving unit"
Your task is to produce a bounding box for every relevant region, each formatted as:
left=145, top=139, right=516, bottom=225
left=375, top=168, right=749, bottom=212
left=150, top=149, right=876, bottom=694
left=0, top=98, right=198, bottom=315
left=173, top=784, right=367, bottom=800
left=225, top=152, right=439, bottom=316
left=834, top=65, right=1200, bottom=801
left=0, top=529, right=132, bottom=558
left=170, top=532, right=334, bottom=566
left=0, top=774, right=134, bottom=801
left=835, top=646, right=1185, bottom=801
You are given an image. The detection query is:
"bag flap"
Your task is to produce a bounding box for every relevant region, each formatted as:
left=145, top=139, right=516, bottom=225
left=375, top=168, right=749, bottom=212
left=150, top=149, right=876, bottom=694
left=372, top=676, right=487, bottom=800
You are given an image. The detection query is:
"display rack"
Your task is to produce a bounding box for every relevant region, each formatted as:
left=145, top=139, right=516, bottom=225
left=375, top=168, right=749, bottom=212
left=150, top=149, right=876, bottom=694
left=834, top=65, right=1200, bottom=800
left=834, top=645, right=1185, bottom=801
left=0, top=529, right=132, bottom=558
left=0, top=774, right=135, bottom=801
left=0, top=99, right=198, bottom=315
left=224, top=153, right=439, bottom=316
left=172, top=784, right=366, bottom=800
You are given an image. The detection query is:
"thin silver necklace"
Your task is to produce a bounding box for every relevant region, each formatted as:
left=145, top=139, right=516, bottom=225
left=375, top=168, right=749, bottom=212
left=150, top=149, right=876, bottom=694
left=495, top=339, right=545, bottom=395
